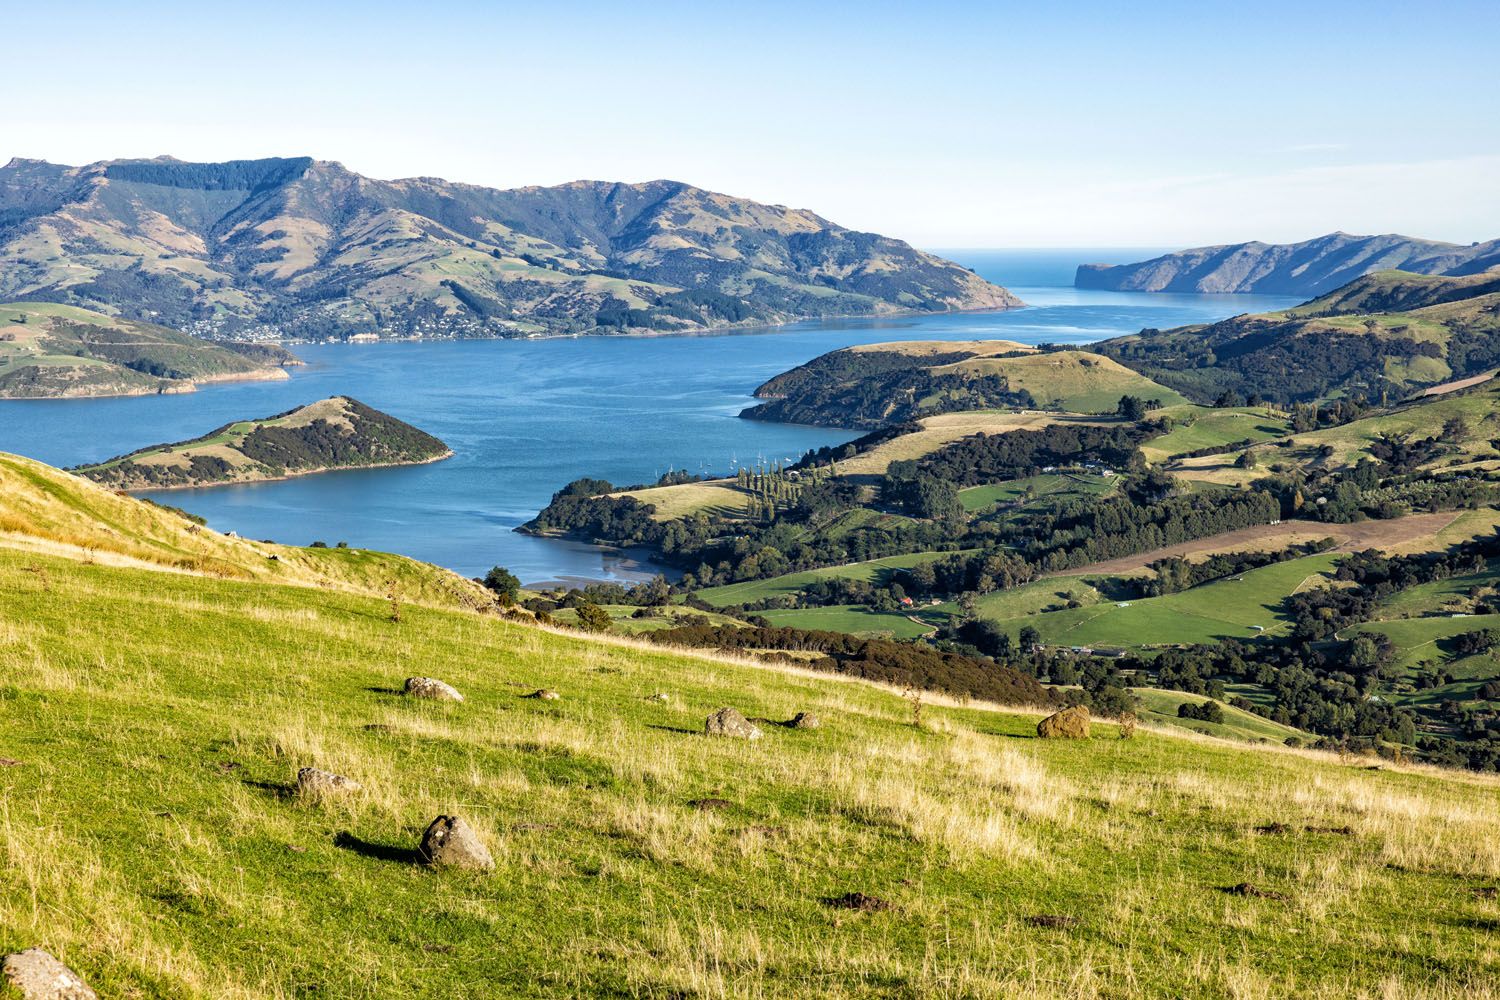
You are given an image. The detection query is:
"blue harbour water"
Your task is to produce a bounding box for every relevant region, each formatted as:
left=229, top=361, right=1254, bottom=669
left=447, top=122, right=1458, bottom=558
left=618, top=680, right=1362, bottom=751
left=0, top=251, right=1300, bottom=583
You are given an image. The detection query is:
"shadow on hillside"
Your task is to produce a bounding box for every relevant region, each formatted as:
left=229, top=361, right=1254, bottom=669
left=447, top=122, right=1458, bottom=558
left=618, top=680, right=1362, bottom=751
left=646, top=724, right=699, bottom=736
left=333, top=831, right=421, bottom=865
left=969, top=725, right=1037, bottom=740
left=364, top=686, right=405, bottom=696
left=242, top=779, right=297, bottom=800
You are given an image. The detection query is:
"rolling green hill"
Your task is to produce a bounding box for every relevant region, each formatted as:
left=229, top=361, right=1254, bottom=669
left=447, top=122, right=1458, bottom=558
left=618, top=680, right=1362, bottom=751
left=3, top=460, right=1500, bottom=996
left=0, top=451, right=487, bottom=608
left=696, top=550, right=965, bottom=607
left=1096, top=269, right=1500, bottom=404
left=745, top=340, right=1186, bottom=428
left=980, top=554, right=1340, bottom=649
left=0, top=156, right=1020, bottom=341
left=73, top=396, right=452, bottom=490
left=1167, top=377, right=1500, bottom=487
left=0, top=301, right=296, bottom=398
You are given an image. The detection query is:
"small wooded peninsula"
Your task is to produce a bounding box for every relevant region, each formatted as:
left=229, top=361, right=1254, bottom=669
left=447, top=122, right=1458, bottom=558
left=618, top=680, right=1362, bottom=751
left=75, top=396, right=451, bottom=489
left=0, top=302, right=297, bottom=399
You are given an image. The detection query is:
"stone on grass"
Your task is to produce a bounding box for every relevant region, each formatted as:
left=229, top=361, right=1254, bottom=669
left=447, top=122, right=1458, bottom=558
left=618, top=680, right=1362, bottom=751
left=2, top=949, right=97, bottom=1000
left=789, top=712, right=820, bottom=730
left=1224, top=881, right=1288, bottom=900
left=404, top=677, right=463, bottom=702
left=1037, top=705, right=1090, bottom=739
left=690, top=797, right=734, bottom=811
left=822, top=892, right=893, bottom=912
left=297, top=767, right=361, bottom=797
left=418, top=815, right=494, bottom=871
left=705, top=707, right=762, bottom=740
left=525, top=689, right=560, bottom=701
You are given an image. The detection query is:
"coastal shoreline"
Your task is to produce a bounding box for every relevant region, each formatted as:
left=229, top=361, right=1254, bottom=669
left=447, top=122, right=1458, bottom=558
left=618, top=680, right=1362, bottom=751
left=0, top=365, right=292, bottom=402
left=112, top=449, right=455, bottom=493
left=255, top=301, right=1033, bottom=348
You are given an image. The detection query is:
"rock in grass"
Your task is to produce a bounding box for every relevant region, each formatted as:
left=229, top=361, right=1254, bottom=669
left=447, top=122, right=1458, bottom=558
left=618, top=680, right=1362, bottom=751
left=525, top=689, right=560, bottom=701
left=1037, top=705, right=1090, bottom=739
left=1224, top=882, right=1288, bottom=900
left=404, top=677, right=463, bottom=702
left=418, top=815, right=493, bottom=871
left=705, top=707, right=762, bottom=740
left=690, top=797, right=734, bottom=811
left=789, top=712, right=820, bottom=730
left=2, top=949, right=98, bottom=1000
left=822, top=891, right=893, bottom=912
left=297, top=767, right=361, bottom=797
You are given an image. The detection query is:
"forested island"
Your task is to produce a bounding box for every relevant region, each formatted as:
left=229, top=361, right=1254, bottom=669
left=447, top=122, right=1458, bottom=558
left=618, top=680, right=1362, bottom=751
left=75, top=396, right=451, bottom=489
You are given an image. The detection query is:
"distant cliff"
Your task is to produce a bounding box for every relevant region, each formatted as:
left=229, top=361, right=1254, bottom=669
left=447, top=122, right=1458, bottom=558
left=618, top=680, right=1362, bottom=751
left=0, top=156, right=1022, bottom=341
left=1076, top=233, right=1500, bottom=296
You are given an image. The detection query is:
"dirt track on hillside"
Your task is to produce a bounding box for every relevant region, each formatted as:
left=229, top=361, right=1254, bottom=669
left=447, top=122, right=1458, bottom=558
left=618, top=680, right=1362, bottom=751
left=1052, top=511, right=1466, bottom=578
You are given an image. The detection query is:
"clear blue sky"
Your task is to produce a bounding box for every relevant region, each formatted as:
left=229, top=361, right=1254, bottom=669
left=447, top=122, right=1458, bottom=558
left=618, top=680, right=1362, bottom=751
left=6, top=0, right=1497, bottom=247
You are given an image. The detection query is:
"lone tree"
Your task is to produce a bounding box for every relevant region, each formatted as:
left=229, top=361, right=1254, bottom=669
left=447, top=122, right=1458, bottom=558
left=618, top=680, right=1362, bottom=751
left=482, top=566, right=521, bottom=605
left=575, top=601, right=612, bottom=633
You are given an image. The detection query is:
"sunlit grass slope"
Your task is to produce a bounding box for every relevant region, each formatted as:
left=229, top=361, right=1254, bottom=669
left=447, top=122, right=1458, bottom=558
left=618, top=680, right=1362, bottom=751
left=0, top=451, right=489, bottom=609
left=4, top=538, right=1500, bottom=996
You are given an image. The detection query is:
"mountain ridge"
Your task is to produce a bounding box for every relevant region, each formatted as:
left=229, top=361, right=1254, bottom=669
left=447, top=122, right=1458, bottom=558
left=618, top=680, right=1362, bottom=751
left=1076, top=232, right=1500, bottom=296
left=0, top=156, right=1021, bottom=341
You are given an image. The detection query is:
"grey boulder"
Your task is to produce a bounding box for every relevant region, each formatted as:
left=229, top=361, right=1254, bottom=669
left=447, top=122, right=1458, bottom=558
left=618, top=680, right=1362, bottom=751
left=2, top=950, right=97, bottom=1000
left=418, top=815, right=494, bottom=871
left=297, top=767, right=361, bottom=796
left=705, top=707, right=762, bottom=740
left=404, top=677, right=464, bottom=702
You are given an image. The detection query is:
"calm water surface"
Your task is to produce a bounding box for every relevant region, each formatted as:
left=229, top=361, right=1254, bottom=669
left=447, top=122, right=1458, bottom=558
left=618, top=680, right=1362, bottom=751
left=0, top=251, right=1299, bottom=583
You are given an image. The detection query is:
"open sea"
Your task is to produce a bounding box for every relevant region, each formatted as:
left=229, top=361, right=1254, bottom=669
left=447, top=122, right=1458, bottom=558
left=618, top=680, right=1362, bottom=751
left=0, top=250, right=1300, bottom=584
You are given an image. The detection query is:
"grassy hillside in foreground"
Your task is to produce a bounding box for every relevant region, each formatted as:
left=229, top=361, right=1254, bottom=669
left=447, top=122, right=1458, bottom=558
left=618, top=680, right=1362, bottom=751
left=5, top=544, right=1500, bottom=997
left=0, top=451, right=489, bottom=610
left=73, top=396, right=452, bottom=490
left=0, top=301, right=295, bottom=398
